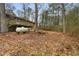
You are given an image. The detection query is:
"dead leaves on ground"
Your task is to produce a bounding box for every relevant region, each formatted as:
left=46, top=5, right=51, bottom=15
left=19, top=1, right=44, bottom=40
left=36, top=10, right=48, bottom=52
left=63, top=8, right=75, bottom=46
left=0, top=31, right=79, bottom=56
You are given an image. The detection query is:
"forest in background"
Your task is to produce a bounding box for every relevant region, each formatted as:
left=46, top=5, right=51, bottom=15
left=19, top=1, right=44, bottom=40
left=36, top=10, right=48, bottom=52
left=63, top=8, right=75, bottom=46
left=0, top=3, right=79, bottom=36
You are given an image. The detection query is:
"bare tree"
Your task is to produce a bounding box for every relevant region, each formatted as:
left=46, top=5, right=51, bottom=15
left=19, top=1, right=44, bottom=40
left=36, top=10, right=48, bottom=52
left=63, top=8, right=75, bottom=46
left=61, top=3, right=66, bottom=33
left=0, top=3, right=8, bottom=32
left=34, top=3, right=38, bottom=32
left=22, top=3, right=31, bottom=20
left=22, top=3, right=26, bottom=19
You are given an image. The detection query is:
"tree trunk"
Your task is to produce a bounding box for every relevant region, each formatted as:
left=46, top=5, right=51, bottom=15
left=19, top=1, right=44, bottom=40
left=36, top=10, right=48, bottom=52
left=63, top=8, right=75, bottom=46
left=23, top=4, right=26, bottom=20
left=34, top=3, right=38, bottom=32
left=58, top=7, right=60, bottom=25
left=0, top=3, right=8, bottom=32
left=61, top=3, right=66, bottom=33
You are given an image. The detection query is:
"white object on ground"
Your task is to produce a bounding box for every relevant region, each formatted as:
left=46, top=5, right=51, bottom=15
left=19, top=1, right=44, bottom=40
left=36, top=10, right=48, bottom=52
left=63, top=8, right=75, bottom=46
left=16, top=27, right=29, bottom=33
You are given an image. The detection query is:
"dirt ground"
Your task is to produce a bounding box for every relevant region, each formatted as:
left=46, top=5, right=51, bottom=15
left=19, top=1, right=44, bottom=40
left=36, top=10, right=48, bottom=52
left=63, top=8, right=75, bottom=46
left=0, top=31, right=79, bottom=56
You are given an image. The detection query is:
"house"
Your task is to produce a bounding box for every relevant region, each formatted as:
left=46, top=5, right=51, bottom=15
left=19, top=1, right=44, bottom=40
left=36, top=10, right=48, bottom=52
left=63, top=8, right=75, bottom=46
left=5, top=13, right=35, bottom=31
